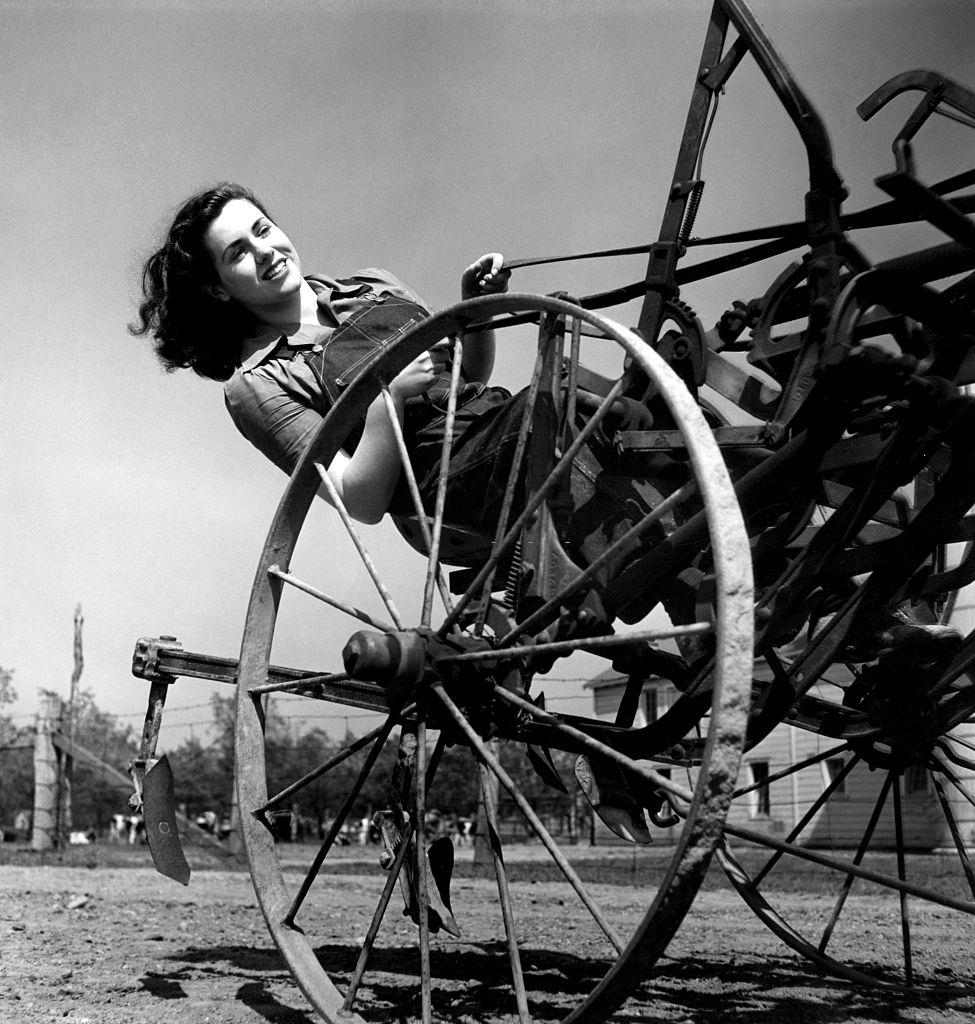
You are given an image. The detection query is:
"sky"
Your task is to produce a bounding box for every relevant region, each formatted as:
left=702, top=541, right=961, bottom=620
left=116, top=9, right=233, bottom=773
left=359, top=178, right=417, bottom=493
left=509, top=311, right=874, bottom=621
left=2, top=0, right=974, bottom=751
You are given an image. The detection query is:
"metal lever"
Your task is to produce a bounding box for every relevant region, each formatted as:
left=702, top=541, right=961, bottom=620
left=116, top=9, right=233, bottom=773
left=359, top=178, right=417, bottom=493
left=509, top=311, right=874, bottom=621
left=857, top=68, right=975, bottom=176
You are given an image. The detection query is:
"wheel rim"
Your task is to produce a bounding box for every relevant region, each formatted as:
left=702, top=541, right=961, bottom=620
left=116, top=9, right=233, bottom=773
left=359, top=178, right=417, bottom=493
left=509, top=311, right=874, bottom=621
left=234, top=293, right=754, bottom=1023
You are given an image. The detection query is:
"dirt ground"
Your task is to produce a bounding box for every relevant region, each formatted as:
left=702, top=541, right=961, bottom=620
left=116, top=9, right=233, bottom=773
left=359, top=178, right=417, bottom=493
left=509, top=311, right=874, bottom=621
left=2, top=842, right=974, bottom=1024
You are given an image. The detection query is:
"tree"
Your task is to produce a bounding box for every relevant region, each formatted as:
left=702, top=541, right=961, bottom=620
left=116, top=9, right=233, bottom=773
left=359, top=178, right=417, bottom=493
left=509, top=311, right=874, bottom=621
left=0, top=664, right=20, bottom=745
left=427, top=742, right=480, bottom=817
left=167, top=734, right=230, bottom=821
left=0, top=665, right=33, bottom=827
left=68, top=687, right=141, bottom=829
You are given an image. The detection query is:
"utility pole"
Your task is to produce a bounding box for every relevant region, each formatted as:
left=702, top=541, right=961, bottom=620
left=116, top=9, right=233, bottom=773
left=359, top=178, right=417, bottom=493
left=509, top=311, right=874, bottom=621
left=69, top=604, right=83, bottom=747
left=57, top=604, right=83, bottom=844
left=32, top=694, right=61, bottom=850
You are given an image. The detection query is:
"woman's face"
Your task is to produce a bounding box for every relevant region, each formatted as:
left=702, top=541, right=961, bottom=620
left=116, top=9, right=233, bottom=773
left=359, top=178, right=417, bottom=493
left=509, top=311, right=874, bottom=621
left=203, top=198, right=303, bottom=310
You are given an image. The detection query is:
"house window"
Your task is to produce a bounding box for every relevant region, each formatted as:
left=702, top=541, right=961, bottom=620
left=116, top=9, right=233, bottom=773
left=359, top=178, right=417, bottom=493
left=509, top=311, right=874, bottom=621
left=824, top=757, right=848, bottom=798
left=643, top=687, right=658, bottom=723
left=905, top=763, right=929, bottom=794
left=748, top=760, right=771, bottom=818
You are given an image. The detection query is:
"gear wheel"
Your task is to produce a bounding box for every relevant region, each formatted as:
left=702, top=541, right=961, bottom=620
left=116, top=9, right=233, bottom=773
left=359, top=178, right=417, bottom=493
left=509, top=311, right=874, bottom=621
left=656, top=298, right=708, bottom=388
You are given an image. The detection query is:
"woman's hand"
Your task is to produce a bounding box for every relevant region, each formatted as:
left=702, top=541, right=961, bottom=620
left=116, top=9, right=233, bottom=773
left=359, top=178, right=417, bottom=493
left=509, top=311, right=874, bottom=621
left=389, top=340, right=452, bottom=400
left=461, top=252, right=511, bottom=300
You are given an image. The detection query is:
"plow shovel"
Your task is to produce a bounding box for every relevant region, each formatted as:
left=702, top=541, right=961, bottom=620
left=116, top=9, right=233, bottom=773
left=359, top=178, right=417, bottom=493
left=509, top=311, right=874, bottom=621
left=141, top=754, right=191, bottom=885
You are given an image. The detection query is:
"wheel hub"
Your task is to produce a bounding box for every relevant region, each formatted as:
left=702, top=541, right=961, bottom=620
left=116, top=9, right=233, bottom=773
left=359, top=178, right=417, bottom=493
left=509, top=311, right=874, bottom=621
left=342, top=627, right=497, bottom=693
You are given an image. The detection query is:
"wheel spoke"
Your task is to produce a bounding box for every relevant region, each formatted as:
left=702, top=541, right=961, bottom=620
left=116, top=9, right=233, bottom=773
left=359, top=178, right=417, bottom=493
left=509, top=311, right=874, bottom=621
left=448, top=623, right=712, bottom=666
left=248, top=671, right=349, bottom=696
left=415, top=716, right=433, bottom=1023
left=563, top=315, right=582, bottom=448
left=376, top=387, right=455, bottom=620
left=931, top=773, right=975, bottom=901
left=341, top=816, right=417, bottom=1015
left=733, top=742, right=850, bottom=799
left=753, top=753, right=860, bottom=886
left=341, top=731, right=446, bottom=1015
left=478, top=761, right=531, bottom=1023
left=256, top=719, right=396, bottom=815
left=421, top=337, right=464, bottom=627
left=284, top=713, right=398, bottom=926
left=472, top=335, right=551, bottom=636
left=269, top=563, right=395, bottom=633
left=721, top=819, right=975, bottom=915
left=432, top=682, right=625, bottom=953
left=439, top=373, right=633, bottom=640
left=499, top=478, right=700, bottom=647
left=891, top=772, right=914, bottom=986
left=818, top=771, right=893, bottom=954
left=935, top=737, right=975, bottom=772
left=930, top=650, right=975, bottom=700
left=933, top=754, right=975, bottom=814
left=314, top=465, right=405, bottom=629
left=944, top=732, right=975, bottom=756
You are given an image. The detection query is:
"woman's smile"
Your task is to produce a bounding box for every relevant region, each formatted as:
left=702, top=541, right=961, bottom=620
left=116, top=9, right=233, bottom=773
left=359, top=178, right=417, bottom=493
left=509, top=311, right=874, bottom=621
left=262, top=256, right=289, bottom=281
left=203, top=198, right=305, bottom=311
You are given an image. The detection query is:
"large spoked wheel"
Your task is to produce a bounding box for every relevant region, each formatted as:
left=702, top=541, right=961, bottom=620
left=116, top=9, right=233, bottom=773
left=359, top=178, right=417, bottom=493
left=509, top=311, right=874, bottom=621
left=234, top=293, right=753, bottom=1023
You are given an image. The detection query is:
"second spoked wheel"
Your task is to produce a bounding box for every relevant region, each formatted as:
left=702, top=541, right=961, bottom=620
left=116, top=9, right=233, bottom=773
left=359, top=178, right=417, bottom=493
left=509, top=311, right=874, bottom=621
left=708, top=265, right=975, bottom=993
left=233, top=293, right=754, bottom=1023
left=718, top=495, right=975, bottom=990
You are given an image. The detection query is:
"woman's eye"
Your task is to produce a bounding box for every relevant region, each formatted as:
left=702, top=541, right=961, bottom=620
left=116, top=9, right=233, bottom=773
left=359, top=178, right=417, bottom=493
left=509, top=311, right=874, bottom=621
left=257, top=223, right=272, bottom=237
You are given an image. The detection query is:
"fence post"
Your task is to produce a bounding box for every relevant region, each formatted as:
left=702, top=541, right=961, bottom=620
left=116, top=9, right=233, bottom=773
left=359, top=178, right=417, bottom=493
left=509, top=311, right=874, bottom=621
left=33, top=694, right=63, bottom=850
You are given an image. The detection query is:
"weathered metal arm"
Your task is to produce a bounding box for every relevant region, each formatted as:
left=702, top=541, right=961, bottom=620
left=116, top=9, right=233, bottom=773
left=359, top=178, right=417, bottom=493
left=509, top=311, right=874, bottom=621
left=131, top=635, right=395, bottom=713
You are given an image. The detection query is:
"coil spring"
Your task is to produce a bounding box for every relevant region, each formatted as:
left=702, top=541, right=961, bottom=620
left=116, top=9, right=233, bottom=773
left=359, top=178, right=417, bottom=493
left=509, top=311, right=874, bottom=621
left=678, top=179, right=705, bottom=248
left=503, top=536, right=523, bottom=610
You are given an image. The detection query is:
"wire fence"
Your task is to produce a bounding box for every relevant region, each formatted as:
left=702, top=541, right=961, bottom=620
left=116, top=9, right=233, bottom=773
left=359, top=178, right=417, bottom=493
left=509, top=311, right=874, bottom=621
left=4, top=675, right=624, bottom=748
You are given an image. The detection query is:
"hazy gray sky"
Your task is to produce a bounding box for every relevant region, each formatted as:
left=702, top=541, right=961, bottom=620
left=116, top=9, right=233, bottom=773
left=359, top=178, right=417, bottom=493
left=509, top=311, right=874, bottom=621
left=3, top=0, right=973, bottom=748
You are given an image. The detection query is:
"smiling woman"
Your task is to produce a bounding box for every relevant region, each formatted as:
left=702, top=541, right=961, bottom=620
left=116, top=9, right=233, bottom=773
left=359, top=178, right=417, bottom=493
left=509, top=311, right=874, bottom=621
left=130, top=182, right=680, bottom=605
left=131, top=181, right=515, bottom=526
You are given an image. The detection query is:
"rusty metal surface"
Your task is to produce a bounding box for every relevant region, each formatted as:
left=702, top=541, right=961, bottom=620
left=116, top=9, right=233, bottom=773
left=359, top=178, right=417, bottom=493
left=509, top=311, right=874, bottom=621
left=131, top=637, right=394, bottom=714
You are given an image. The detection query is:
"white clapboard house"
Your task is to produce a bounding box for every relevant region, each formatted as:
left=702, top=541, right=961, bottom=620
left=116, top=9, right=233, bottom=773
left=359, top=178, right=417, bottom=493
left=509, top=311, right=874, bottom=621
left=586, top=576, right=975, bottom=850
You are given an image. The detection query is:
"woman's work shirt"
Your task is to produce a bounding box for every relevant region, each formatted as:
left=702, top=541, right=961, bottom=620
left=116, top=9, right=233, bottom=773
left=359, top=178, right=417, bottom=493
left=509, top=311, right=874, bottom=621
left=223, top=269, right=429, bottom=476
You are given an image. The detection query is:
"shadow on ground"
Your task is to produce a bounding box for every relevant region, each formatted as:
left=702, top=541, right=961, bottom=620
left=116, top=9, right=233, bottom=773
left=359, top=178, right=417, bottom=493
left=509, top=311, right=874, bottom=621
left=145, top=940, right=975, bottom=1023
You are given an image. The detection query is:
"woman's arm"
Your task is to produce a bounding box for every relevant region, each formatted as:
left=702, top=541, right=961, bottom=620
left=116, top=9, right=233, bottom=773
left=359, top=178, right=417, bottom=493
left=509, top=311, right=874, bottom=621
left=335, top=254, right=509, bottom=521
left=459, top=252, right=510, bottom=384
left=225, top=345, right=448, bottom=525
left=226, top=257, right=507, bottom=525
left=322, top=345, right=449, bottom=524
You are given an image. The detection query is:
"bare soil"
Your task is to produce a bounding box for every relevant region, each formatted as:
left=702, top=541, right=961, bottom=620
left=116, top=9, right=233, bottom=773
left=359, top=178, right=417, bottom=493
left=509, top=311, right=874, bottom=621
left=2, top=841, right=973, bottom=1024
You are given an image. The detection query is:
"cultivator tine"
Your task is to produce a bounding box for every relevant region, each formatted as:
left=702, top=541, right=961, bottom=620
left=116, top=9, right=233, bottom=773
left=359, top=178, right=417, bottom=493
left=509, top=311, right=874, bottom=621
left=574, top=754, right=653, bottom=845
left=141, top=754, right=191, bottom=886
left=129, top=644, right=192, bottom=885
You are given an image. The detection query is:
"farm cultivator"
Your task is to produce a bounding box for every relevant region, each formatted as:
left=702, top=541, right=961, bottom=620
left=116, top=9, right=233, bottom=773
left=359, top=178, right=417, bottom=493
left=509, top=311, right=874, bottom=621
left=130, top=1, right=975, bottom=1020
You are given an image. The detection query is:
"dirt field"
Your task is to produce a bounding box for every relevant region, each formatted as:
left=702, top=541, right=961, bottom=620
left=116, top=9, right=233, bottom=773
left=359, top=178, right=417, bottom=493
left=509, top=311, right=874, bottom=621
left=2, top=841, right=974, bottom=1024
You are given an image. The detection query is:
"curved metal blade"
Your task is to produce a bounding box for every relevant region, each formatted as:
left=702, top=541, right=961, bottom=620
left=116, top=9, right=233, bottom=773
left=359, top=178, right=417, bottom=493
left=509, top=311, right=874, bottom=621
left=143, top=754, right=191, bottom=885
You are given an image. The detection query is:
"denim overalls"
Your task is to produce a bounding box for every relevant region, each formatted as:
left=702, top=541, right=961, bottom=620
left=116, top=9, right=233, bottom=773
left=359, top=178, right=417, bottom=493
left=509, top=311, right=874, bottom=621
left=294, top=291, right=679, bottom=579
left=296, top=291, right=521, bottom=528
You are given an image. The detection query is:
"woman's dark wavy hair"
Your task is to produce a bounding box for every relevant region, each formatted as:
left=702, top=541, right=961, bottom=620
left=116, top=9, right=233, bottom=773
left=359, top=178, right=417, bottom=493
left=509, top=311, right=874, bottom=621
left=130, top=182, right=273, bottom=381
